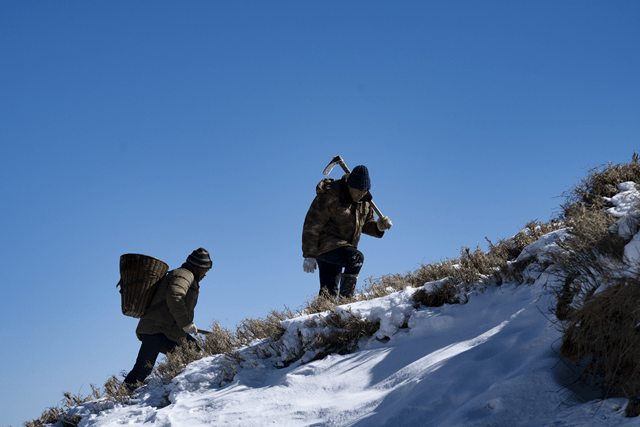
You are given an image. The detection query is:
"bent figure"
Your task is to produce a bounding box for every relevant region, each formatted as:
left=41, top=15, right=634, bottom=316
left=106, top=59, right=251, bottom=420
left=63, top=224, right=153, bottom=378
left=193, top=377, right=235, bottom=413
left=302, top=165, right=392, bottom=298
left=122, top=248, right=212, bottom=393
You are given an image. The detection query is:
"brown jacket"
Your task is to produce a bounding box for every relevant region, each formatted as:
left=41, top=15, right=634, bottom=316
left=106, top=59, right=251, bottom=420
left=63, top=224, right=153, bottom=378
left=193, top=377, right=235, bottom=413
left=302, top=174, right=384, bottom=259
left=136, top=263, right=200, bottom=343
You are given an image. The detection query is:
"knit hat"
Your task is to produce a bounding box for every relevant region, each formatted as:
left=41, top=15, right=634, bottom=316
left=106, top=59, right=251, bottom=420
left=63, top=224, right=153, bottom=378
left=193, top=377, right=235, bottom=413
left=347, top=165, right=371, bottom=191
left=187, top=248, right=213, bottom=269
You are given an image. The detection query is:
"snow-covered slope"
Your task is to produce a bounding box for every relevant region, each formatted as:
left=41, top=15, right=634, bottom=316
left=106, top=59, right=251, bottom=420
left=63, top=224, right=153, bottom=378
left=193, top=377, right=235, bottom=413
left=66, top=183, right=640, bottom=427
left=69, top=283, right=634, bottom=427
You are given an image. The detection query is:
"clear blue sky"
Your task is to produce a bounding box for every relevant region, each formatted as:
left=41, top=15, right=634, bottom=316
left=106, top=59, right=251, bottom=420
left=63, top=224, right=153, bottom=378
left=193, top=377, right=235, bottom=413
left=1, top=1, right=639, bottom=426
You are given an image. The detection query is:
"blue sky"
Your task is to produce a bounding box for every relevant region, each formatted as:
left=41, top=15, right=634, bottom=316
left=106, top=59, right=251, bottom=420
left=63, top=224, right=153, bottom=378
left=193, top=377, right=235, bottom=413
left=1, top=1, right=639, bottom=426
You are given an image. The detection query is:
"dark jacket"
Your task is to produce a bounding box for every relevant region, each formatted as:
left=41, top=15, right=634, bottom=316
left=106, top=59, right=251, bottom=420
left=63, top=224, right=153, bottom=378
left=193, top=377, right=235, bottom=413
left=302, top=174, right=384, bottom=259
left=135, top=263, right=200, bottom=343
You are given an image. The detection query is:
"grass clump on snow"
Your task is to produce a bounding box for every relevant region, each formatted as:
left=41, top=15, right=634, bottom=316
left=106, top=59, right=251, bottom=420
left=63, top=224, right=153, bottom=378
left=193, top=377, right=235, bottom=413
left=559, top=151, right=640, bottom=217
left=363, top=219, right=563, bottom=309
left=547, top=152, right=640, bottom=409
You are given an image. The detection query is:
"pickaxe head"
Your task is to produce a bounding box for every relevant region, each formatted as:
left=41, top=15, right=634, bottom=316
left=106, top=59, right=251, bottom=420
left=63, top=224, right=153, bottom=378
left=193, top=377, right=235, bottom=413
left=323, top=155, right=348, bottom=175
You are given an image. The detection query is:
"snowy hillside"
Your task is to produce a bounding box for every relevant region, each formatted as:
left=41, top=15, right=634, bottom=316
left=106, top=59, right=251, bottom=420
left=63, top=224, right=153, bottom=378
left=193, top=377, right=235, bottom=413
left=68, top=283, right=635, bottom=427
left=52, top=183, right=640, bottom=427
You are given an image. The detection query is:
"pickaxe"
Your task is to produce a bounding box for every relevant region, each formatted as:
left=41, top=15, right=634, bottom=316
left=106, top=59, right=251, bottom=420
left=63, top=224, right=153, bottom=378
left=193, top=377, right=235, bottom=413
left=323, top=155, right=384, bottom=218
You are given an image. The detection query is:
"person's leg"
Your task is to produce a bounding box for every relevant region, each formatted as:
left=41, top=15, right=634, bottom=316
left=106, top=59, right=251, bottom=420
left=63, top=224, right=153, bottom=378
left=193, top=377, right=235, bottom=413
left=339, top=247, right=364, bottom=298
left=123, top=334, right=178, bottom=392
left=341, top=247, right=364, bottom=276
left=317, top=259, right=342, bottom=298
left=317, top=247, right=364, bottom=298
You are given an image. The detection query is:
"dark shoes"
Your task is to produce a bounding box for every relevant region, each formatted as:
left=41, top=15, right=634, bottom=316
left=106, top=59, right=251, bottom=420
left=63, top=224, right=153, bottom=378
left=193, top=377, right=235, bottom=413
left=339, top=274, right=358, bottom=299
left=626, top=397, right=640, bottom=417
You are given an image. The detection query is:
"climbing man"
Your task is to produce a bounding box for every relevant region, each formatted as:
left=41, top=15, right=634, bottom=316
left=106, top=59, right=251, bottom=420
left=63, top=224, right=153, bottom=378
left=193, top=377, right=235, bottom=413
left=302, top=165, right=392, bottom=299
left=122, top=248, right=212, bottom=393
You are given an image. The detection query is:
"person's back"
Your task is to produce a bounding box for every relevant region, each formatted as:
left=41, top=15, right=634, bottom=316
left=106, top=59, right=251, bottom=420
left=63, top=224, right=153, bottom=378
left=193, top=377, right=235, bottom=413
left=136, top=264, right=200, bottom=343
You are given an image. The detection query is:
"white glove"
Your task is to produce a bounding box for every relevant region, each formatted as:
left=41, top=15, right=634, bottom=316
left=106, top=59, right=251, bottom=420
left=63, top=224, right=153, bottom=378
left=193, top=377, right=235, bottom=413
left=377, top=216, right=393, bottom=231
left=182, top=322, right=198, bottom=335
left=303, top=257, right=317, bottom=273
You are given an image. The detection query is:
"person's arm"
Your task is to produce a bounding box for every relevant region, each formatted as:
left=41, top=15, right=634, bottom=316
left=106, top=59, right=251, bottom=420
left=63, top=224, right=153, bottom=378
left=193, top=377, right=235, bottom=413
left=166, top=271, right=194, bottom=329
left=362, top=203, right=388, bottom=238
left=302, top=192, right=334, bottom=258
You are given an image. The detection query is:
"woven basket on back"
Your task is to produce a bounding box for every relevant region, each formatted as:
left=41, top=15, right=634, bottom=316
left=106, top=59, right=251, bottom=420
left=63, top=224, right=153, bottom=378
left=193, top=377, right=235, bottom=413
left=117, top=253, right=169, bottom=318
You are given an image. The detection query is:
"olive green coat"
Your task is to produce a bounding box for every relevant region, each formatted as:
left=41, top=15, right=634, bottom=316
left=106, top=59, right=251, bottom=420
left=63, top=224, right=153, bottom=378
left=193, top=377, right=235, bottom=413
left=302, top=174, right=384, bottom=259
left=135, top=263, right=200, bottom=344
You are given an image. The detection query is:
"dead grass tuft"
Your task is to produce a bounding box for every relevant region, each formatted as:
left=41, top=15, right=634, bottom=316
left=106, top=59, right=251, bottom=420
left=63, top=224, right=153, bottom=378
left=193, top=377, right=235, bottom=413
left=300, top=290, right=341, bottom=316
left=235, top=308, right=293, bottom=346
left=308, top=307, right=380, bottom=361
left=549, top=152, right=640, bottom=401
left=550, top=208, right=628, bottom=322
left=558, top=151, right=640, bottom=219
left=559, top=278, right=640, bottom=398
left=413, top=279, right=466, bottom=308
left=198, top=320, right=239, bottom=356
left=23, top=389, right=95, bottom=427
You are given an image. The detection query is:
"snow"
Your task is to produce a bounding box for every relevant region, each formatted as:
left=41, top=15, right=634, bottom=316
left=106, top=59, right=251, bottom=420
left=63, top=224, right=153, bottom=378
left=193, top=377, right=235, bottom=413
left=607, top=182, right=640, bottom=277
left=515, top=228, right=569, bottom=264
left=59, top=183, right=640, bottom=426
left=605, top=182, right=640, bottom=218
left=68, top=281, right=635, bottom=427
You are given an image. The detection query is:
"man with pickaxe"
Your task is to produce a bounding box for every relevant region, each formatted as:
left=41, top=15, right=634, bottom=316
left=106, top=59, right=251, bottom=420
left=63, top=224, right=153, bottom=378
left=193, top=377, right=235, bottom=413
left=302, top=155, right=393, bottom=299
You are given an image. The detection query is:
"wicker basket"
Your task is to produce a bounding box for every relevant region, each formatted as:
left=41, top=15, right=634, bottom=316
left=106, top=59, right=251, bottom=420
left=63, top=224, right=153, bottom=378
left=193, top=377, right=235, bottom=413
left=117, top=253, right=169, bottom=318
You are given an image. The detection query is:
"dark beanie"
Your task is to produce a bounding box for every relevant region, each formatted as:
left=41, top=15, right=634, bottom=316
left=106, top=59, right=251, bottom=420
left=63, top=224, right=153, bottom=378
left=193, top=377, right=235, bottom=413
left=187, top=248, right=213, bottom=269
left=347, top=165, right=371, bottom=191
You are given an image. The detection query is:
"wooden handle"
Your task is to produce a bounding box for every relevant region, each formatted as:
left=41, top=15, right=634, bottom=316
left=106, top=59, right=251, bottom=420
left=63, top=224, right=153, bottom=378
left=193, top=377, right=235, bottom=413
left=370, top=200, right=383, bottom=218
left=337, top=158, right=350, bottom=174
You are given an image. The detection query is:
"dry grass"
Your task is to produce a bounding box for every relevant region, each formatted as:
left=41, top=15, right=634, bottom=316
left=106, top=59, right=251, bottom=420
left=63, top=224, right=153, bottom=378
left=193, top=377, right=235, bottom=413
left=198, top=320, right=239, bottom=356
left=413, top=278, right=466, bottom=308
left=23, top=388, right=100, bottom=427
left=307, top=306, right=380, bottom=362
left=153, top=308, right=295, bottom=385
left=234, top=308, right=293, bottom=346
left=559, top=278, right=640, bottom=398
left=548, top=152, right=640, bottom=404
left=559, top=151, right=640, bottom=218
left=551, top=209, right=627, bottom=322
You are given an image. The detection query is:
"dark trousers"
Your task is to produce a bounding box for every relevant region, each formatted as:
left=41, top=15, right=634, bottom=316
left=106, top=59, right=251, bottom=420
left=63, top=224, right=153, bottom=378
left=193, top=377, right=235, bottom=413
left=317, top=246, right=364, bottom=298
left=123, top=333, right=196, bottom=390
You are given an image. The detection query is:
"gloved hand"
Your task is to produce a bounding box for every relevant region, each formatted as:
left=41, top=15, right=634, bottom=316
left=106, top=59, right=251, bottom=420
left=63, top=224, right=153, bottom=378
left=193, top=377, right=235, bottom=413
left=377, top=216, right=393, bottom=231
left=182, top=322, right=198, bottom=335
left=303, top=257, right=317, bottom=273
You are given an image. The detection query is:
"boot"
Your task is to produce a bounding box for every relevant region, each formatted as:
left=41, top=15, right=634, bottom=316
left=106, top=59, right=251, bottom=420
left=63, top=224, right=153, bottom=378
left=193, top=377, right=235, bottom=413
left=339, top=274, right=358, bottom=298
left=626, top=397, right=640, bottom=417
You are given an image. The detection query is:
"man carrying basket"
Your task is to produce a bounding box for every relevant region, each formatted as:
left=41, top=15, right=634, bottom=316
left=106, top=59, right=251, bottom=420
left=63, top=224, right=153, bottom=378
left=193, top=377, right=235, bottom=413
left=122, top=248, right=212, bottom=394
